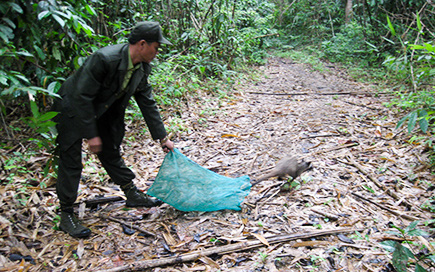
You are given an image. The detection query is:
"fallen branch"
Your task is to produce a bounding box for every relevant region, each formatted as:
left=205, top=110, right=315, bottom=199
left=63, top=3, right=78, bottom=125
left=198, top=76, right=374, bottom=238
left=247, top=91, right=391, bottom=96
left=98, top=213, right=156, bottom=237
left=95, top=228, right=360, bottom=272
left=351, top=192, right=421, bottom=221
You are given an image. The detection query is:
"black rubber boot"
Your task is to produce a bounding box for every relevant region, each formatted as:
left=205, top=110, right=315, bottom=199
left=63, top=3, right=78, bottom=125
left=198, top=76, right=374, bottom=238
left=59, top=211, right=91, bottom=238
left=122, top=183, right=163, bottom=207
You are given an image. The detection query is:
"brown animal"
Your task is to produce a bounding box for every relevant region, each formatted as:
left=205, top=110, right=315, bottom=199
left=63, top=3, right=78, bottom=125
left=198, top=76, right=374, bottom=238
left=252, top=156, right=312, bottom=186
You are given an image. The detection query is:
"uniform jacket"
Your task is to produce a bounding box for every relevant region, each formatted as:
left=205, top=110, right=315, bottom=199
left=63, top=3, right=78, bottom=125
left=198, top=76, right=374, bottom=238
left=54, top=43, right=167, bottom=148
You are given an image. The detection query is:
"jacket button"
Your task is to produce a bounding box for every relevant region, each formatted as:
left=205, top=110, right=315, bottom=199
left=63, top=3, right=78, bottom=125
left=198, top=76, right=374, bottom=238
left=105, top=105, right=108, bottom=108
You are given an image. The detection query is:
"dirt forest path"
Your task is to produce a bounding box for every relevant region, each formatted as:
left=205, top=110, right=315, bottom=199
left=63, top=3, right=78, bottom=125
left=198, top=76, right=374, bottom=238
left=1, top=57, right=433, bottom=272
left=157, top=57, right=431, bottom=271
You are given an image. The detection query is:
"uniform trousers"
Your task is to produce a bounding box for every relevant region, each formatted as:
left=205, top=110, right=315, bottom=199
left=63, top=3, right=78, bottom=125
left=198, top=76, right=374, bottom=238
left=56, top=101, right=134, bottom=208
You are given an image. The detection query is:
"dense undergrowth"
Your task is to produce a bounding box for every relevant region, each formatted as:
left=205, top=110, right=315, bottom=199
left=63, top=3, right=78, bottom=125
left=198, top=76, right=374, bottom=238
left=1, top=0, right=433, bottom=180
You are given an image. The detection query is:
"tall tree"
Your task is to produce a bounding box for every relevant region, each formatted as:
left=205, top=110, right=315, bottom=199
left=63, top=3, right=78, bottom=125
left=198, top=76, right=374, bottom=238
left=345, top=0, right=353, bottom=23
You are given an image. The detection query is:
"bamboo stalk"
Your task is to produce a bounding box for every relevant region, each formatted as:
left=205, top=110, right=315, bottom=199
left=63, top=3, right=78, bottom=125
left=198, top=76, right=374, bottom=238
left=95, top=228, right=361, bottom=272
left=247, top=91, right=391, bottom=96
left=351, top=192, right=421, bottom=221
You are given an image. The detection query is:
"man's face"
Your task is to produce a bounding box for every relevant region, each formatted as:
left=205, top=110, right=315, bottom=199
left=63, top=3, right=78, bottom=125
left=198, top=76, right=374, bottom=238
left=139, top=41, right=160, bottom=63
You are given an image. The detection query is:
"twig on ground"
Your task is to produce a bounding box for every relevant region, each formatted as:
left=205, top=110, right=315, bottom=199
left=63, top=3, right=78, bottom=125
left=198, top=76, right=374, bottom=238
left=351, top=192, right=421, bottom=221
left=303, top=133, right=341, bottom=139
left=311, top=208, right=340, bottom=221
left=98, top=213, right=157, bottom=237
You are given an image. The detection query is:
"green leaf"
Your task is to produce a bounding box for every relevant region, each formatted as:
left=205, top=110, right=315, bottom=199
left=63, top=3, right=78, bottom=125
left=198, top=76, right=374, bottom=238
left=410, top=44, right=425, bottom=50
left=407, top=111, right=418, bottom=133
left=81, top=23, right=94, bottom=37
left=37, top=111, right=58, bottom=122
left=15, top=51, right=34, bottom=58
left=426, top=255, right=435, bottom=263
left=52, top=47, right=61, bottom=61
left=53, top=10, right=70, bottom=19
left=8, top=2, right=23, bottom=14
left=38, top=10, right=51, bottom=20
left=407, top=228, right=429, bottom=237
left=0, top=31, right=8, bottom=43
left=29, top=100, right=40, bottom=118
left=27, top=86, right=61, bottom=98
left=387, top=16, right=396, bottom=36
left=2, top=18, right=15, bottom=29
left=396, top=114, right=409, bottom=129
left=47, top=82, right=61, bottom=94
left=392, top=243, right=411, bottom=272
left=380, top=240, right=397, bottom=252
left=85, top=4, right=97, bottom=16
left=33, top=45, right=45, bottom=60
left=424, top=43, right=434, bottom=53
left=415, top=263, right=427, bottom=272
left=0, top=74, right=7, bottom=85
left=404, top=221, right=419, bottom=233
left=418, top=110, right=428, bottom=133
left=416, top=13, right=422, bottom=33
left=403, top=246, right=415, bottom=259
left=52, top=14, right=65, bottom=28
left=13, top=73, right=30, bottom=84
left=0, top=24, right=13, bottom=41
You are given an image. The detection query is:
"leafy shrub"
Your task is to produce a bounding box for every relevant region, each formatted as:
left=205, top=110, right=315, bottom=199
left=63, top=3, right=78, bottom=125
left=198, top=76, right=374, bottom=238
left=321, top=22, right=380, bottom=65
left=381, top=221, right=435, bottom=272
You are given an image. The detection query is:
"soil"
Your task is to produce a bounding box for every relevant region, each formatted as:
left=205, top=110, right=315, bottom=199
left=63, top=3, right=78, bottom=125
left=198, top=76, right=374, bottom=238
left=0, top=57, right=433, bottom=272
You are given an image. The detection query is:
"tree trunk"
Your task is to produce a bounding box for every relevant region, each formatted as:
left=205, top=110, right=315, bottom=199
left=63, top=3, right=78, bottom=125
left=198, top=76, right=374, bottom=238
left=345, top=0, right=353, bottom=24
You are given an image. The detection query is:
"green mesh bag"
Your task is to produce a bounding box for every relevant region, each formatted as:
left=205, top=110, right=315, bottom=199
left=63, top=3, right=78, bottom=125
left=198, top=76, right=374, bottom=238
left=147, top=149, right=251, bottom=212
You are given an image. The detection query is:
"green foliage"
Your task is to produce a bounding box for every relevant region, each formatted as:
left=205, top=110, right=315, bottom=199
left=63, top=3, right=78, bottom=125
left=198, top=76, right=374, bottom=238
left=1, top=0, right=280, bottom=180
left=380, top=9, right=435, bottom=165
left=1, top=0, right=101, bottom=171
left=2, top=0, right=434, bottom=183
left=321, top=22, right=380, bottom=65
left=383, top=15, right=434, bottom=89
left=380, top=221, right=434, bottom=272
left=396, top=104, right=434, bottom=134
left=421, top=197, right=435, bottom=213
left=276, top=0, right=343, bottom=44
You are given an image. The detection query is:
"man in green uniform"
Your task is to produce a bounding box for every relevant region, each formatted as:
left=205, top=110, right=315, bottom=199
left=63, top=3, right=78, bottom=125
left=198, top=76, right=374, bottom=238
left=53, top=22, right=174, bottom=238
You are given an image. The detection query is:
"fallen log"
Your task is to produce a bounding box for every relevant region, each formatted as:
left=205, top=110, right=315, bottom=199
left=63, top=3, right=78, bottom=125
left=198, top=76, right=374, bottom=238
left=95, top=228, right=361, bottom=272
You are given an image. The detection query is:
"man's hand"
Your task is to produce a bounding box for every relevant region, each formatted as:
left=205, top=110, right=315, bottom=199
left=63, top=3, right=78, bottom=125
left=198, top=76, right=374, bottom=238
left=161, top=139, right=174, bottom=153
left=88, top=136, right=102, bottom=154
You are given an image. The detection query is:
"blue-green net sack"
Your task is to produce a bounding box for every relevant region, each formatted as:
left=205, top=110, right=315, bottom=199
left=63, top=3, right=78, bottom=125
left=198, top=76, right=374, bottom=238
left=148, top=149, right=251, bottom=212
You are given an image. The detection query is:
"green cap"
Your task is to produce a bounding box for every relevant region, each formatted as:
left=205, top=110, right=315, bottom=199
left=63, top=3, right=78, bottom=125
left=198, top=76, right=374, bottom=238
left=128, top=21, right=172, bottom=45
